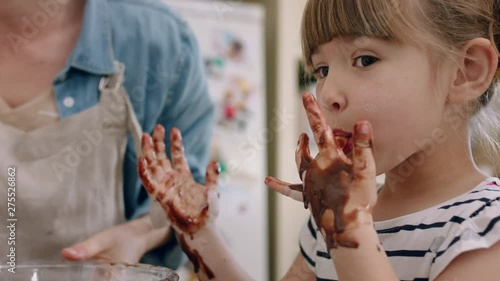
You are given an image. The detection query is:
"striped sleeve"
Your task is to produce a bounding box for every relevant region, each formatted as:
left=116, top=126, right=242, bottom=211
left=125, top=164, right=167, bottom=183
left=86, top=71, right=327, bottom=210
left=299, top=215, right=318, bottom=271
left=430, top=197, right=500, bottom=280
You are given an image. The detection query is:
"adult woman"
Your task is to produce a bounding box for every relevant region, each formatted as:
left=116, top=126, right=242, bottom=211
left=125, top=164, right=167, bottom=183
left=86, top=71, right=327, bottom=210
left=0, top=0, right=213, bottom=268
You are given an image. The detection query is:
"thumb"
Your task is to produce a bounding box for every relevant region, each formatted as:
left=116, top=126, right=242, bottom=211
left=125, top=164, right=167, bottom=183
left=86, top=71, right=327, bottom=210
left=205, top=161, right=221, bottom=189
left=206, top=161, right=221, bottom=219
left=62, top=232, right=110, bottom=261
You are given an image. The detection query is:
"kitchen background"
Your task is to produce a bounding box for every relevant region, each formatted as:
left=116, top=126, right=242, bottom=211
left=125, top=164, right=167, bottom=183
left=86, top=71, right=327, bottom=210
left=165, top=1, right=500, bottom=280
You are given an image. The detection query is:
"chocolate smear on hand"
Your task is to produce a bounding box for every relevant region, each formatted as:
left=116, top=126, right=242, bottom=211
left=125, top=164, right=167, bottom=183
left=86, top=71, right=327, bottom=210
left=167, top=202, right=209, bottom=240
left=302, top=156, right=361, bottom=251
left=179, top=234, right=215, bottom=280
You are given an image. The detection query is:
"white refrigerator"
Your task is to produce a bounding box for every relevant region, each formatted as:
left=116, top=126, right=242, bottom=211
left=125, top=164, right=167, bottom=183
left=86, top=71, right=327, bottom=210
left=164, top=1, right=268, bottom=280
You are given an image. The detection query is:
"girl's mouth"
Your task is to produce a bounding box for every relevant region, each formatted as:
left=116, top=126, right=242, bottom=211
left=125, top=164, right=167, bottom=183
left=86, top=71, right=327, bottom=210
left=332, top=129, right=353, bottom=155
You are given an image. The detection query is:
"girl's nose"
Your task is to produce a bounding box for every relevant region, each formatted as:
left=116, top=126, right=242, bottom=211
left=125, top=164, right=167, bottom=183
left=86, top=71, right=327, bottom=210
left=317, top=70, right=348, bottom=113
left=319, top=89, right=347, bottom=113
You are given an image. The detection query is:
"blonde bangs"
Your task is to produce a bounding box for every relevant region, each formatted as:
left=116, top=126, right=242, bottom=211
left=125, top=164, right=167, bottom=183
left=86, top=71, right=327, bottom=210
left=301, top=0, right=418, bottom=68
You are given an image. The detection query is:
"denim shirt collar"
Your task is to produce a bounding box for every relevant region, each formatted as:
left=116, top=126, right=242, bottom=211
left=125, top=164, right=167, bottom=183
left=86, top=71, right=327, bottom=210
left=59, top=0, right=116, bottom=78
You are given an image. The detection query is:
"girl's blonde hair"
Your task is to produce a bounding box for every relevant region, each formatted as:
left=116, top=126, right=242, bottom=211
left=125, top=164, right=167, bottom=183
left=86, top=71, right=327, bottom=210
left=301, top=0, right=500, bottom=173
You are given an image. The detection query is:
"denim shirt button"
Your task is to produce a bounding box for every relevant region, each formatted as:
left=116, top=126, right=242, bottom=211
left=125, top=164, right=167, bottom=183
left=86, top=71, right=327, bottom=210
left=63, top=97, right=75, bottom=108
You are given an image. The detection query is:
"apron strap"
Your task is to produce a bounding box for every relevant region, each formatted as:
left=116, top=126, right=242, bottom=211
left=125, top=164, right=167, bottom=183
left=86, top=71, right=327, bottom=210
left=99, top=61, right=168, bottom=229
left=98, top=61, right=143, bottom=157
left=125, top=97, right=144, bottom=159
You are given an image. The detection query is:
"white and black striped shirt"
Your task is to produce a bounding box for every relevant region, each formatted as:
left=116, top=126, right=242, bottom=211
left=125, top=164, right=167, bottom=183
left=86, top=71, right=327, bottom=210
left=299, top=178, right=500, bottom=281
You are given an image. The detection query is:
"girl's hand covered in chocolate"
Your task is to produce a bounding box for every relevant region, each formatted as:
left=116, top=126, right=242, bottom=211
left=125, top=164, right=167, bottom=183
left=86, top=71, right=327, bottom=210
left=138, top=125, right=220, bottom=237
left=266, top=93, right=378, bottom=250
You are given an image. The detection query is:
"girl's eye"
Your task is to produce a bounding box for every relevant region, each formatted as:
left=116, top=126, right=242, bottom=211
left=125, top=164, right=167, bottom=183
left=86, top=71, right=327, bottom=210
left=354, top=56, right=379, bottom=68
left=314, top=66, right=329, bottom=79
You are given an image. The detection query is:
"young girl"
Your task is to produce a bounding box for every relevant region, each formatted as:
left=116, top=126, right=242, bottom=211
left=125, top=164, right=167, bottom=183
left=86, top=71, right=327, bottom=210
left=139, top=0, right=500, bottom=280
left=0, top=0, right=213, bottom=268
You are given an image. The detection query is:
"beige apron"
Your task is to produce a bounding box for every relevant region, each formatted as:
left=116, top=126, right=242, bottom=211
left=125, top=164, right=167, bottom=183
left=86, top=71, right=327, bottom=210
left=0, top=62, right=166, bottom=263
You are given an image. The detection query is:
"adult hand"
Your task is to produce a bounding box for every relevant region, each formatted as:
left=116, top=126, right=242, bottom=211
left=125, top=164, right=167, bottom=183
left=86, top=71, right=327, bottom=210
left=62, top=215, right=168, bottom=263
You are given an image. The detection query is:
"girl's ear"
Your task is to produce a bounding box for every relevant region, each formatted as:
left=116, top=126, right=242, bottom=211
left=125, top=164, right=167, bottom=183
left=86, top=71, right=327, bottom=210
left=448, top=38, right=499, bottom=104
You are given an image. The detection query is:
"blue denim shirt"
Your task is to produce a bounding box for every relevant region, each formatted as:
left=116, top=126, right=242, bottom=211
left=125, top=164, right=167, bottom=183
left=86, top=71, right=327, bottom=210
left=53, top=0, right=214, bottom=268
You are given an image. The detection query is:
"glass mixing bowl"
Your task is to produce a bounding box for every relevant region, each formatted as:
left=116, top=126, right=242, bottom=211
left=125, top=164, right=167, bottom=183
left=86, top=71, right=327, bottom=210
left=0, top=261, right=179, bottom=281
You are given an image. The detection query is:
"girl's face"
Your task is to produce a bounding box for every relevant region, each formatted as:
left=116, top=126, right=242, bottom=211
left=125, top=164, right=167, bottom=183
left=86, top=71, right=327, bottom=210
left=311, top=36, right=451, bottom=174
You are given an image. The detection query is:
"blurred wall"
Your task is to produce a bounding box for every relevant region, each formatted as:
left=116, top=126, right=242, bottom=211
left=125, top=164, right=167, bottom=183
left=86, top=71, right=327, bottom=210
left=224, top=0, right=311, bottom=279
left=260, top=0, right=310, bottom=279
left=274, top=0, right=310, bottom=279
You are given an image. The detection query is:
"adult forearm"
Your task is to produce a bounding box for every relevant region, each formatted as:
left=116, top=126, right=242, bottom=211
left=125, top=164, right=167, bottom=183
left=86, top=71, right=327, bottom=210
left=179, top=225, right=254, bottom=281
left=330, top=224, right=398, bottom=281
left=135, top=215, right=171, bottom=253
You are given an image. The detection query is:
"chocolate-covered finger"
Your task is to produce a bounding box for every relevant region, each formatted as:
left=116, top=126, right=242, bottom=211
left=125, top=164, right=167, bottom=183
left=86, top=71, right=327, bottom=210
left=205, top=161, right=221, bottom=188
left=170, top=128, right=190, bottom=171
left=206, top=162, right=221, bottom=220
left=153, top=124, right=172, bottom=171
left=152, top=124, right=166, bottom=146
left=302, top=93, right=334, bottom=149
left=295, top=133, right=313, bottom=180
left=352, top=121, right=376, bottom=183
left=141, top=134, right=157, bottom=165
left=265, top=177, right=304, bottom=202
left=289, top=184, right=304, bottom=192
left=159, top=175, right=176, bottom=205
left=138, top=157, right=157, bottom=195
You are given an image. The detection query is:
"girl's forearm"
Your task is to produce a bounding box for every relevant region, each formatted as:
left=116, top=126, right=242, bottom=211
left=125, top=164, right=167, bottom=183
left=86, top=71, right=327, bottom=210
left=330, top=223, right=399, bottom=281
left=178, top=225, right=254, bottom=281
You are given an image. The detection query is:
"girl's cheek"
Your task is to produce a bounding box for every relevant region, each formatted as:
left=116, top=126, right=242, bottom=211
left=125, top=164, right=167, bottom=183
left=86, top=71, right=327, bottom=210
left=315, top=83, right=324, bottom=97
